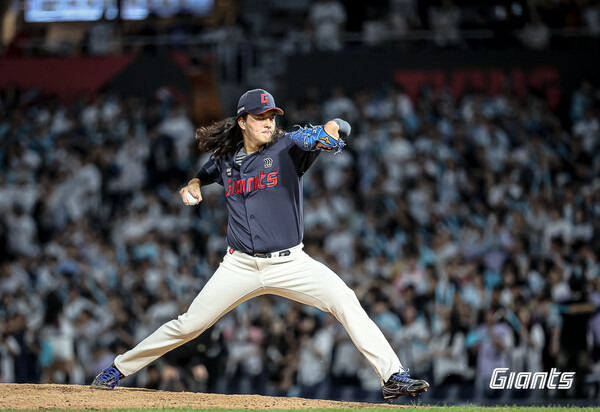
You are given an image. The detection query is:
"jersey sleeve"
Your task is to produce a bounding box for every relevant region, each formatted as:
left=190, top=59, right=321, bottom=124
left=284, top=134, right=321, bottom=177
left=194, top=155, right=223, bottom=186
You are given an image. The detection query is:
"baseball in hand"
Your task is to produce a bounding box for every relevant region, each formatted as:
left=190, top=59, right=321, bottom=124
left=186, top=192, right=199, bottom=205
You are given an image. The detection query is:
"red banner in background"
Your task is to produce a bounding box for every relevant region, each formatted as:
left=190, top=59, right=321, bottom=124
left=0, top=55, right=135, bottom=102
left=394, top=66, right=561, bottom=110
left=0, top=53, right=221, bottom=125
left=284, top=48, right=597, bottom=122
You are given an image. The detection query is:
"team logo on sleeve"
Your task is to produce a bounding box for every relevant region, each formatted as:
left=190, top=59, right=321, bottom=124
left=264, top=158, right=273, bottom=168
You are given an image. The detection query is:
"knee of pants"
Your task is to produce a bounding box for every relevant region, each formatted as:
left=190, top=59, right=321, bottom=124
left=328, top=286, right=362, bottom=315
left=170, top=312, right=207, bottom=338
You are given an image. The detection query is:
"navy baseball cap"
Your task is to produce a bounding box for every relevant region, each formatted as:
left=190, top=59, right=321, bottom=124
left=236, top=89, right=284, bottom=118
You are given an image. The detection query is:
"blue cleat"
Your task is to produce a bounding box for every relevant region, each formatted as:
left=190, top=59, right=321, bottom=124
left=382, top=368, right=430, bottom=401
left=91, top=364, right=124, bottom=390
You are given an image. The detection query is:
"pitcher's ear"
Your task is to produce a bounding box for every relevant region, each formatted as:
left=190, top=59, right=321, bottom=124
left=238, top=117, right=246, bottom=130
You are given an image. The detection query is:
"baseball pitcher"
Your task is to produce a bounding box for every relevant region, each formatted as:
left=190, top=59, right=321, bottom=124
left=91, top=89, right=429, bottom=401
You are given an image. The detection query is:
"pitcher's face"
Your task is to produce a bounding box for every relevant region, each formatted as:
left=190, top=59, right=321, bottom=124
left=239, top=111, right=277, bottom=153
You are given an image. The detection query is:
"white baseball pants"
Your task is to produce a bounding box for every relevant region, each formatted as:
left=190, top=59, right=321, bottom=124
left=114, top=244, right=402, bottom=384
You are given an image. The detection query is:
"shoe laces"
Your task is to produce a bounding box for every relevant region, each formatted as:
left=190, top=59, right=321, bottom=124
left=98, top=367, right=120, bottom=385
left=390, top=368, right=415, bottom=384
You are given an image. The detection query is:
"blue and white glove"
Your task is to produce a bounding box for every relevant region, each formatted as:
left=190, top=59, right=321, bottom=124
left=288, top=118, right=351, bottom=154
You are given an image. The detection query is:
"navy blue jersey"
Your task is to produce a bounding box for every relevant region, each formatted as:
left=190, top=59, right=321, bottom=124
left=195, top=133, right=321, bottom=254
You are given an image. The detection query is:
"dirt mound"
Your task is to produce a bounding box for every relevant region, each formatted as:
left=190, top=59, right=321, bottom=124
left=0, top=384, right=410, bottom=410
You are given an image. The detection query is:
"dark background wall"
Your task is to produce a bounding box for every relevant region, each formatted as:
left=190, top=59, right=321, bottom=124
left=284, top=45, right=600, bottom=123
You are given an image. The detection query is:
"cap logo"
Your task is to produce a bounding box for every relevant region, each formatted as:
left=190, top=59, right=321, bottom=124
left=237, top=89, right=282, bottom=117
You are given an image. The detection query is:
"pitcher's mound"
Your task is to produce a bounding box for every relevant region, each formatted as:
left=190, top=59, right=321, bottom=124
left=0, top=384, right=411, bottom=410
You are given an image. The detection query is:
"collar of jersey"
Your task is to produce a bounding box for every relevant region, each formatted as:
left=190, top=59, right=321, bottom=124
left=232, top=143, right=266, bottom=170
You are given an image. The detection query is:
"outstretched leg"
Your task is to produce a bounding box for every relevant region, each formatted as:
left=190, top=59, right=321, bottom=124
left=92, top=252, right=264, bottom=389
left=258, top=249, right=429, bottom=400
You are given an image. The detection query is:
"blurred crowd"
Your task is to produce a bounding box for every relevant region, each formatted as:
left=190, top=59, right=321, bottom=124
left=3, top=0, right=600, bottom=57
left=1, top=77, right=600, bottom=403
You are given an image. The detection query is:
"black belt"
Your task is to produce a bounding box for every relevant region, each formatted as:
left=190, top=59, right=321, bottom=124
left=252, top=250, right=291, bottom=258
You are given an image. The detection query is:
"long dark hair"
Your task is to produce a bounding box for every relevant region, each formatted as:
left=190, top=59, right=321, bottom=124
left=195, top=115, right=285, bottom=159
